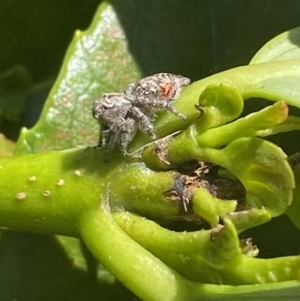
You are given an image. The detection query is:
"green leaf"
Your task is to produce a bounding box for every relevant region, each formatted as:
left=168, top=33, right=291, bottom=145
left=14, top=2, right=141, bottom=154
left=212, top=138, right=294, bottom=217
left=250, top=26, right=300, bottom=64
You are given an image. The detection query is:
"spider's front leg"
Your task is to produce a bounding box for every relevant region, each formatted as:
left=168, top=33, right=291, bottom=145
left=123, top=82, right=136, bottom=102
left=97, top=126, right=110, bottom=148
left=99, top=127, right=116, bottom=162
left=130, top=106, right=157, bottom=140
left=118, top=118, right=138, bottom=156
left=149, top=98, right=187, bottom=120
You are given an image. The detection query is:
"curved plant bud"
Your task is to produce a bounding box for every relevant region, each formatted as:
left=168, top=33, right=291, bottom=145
left=143, top=84, right=289, bottom=168
left=144, top=136, right=294, bottom=217
left=113, top=211, right=241, bottom=270
left=255, top=116, right=300, bottom=137
left=225, top=208, right=271, bottom=233
left=219, top=253, right=300, bottom=285
left=216, top=137, right=294, bottom=217
left=194, top=84, right=244, bottom=132
left=192, top=186, right=237, bottom=227
left=142, top=84, right=294, bottom=218
left=196, top=101, right=288, bottom=148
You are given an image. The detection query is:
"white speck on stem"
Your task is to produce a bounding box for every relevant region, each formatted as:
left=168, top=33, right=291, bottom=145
left=43, top=190, right=51, bottom=197
left=74, top=170, right=81, bottom=176
left=56, top=179, right=65, bottom=186
left=16, top=192, right=26, bottom=200
left=28, top=176, right=36, bottom=182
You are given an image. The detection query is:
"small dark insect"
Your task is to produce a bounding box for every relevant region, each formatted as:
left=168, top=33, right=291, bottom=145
left=92, top=73, right=190, bottom=161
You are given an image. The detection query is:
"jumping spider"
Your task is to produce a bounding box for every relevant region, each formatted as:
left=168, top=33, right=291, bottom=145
left=92, top=93, right=156, bottom=159
left=92, top=73, right=191, bottom=161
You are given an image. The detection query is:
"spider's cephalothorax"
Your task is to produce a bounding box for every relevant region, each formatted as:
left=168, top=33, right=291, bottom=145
left=92, top=73, right=191, bottom=162
left=124, top=73, right=190, bottom=119
left=92, top=93, right=156, bottom=161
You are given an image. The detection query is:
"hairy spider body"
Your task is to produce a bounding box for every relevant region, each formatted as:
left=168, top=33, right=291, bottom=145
left=92, top=73, right=191, bottom=161
left=124, top=73, right=190, bottom=119
left=92, top=93, right=156, bottom=160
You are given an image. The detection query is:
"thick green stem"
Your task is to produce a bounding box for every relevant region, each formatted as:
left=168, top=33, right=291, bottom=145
left=112, top=211, right=241, bottom=269
left=79, top=201, right=196, bottom=301
left=0, top=147, right=182, bottom=235
left=0, top=147, right=103, bottom=236
left=80, top=203, right=300, bottom=301
left=113, top=211, right=300, bottom=285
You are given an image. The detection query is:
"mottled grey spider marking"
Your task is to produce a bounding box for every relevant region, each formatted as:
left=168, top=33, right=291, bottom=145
left=124, top=73, right=190, bottom=120
left=92, top=93, right=155, bottom=161
left=92, top=73, right=191, bottom=162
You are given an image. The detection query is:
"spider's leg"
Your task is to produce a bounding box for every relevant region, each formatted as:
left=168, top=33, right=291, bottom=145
left=135, top=96, right=187, bottom=120
left=148, top=98, right=187, bottom=120
left=130, top=106, right=157, bottom=140
left=119, top=118, right=137, bottom=156
left=165, top=102, right=187, bottom=120
left=100, top=125, right=120, bottom=162
left=102, top=131, right=115, bottom=162
left=124, top=82, right=137, bottom=102
left=98, top=126, right=110, bottom=148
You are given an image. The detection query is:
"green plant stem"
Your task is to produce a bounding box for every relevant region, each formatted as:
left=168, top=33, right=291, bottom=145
left=0, top=148, right=102, bottom=236
left=112, top=211, right=240, bottom=269
left=80, top=202, right=300, bottom=301
left=0, top=146, right=184, bottom=235
left=113, top=211, right=300, bottom=285
left=80, top=201, right=196, bottom=301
